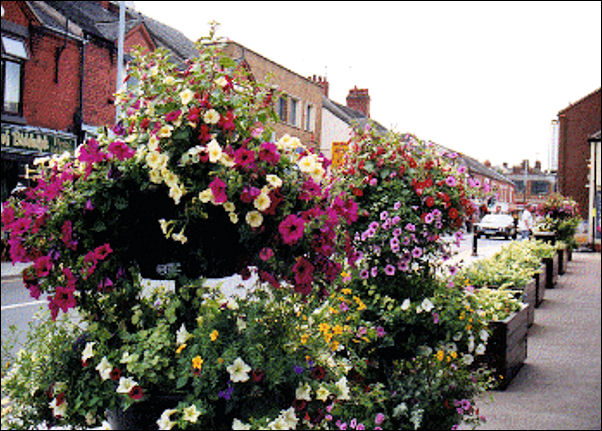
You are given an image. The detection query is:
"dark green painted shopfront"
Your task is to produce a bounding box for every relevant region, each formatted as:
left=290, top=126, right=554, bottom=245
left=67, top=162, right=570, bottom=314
left=1, top=124, right=77, bottom=202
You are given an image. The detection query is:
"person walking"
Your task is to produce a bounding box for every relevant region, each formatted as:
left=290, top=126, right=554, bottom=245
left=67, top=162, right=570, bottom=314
left=518, top=205, right=534, bottom=240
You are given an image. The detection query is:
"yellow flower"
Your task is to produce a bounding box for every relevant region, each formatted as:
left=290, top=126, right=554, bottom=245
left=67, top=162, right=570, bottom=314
left=436, top=350, right=445, bottom=361
left=245, top=211, right=263, bottom=228
left=203, top=109, right=220, bottom=125
left=318, top=323, right=330, bottom=333
left=328, top=307, right=338, bottom=315
left=332, top=325, right=343, bottom=336
left=300, top=334, right=309, bottom=345
left=341, top=288, right=352, bottom=295
left=192, top=356, right=204, bottom=370
left=330, top=341, right=340, bottom=351
left=180, top=89, right=194, bottom=105
left=323, top=332, right=333, bottom=343
left=175, top=344, right=187, bottom=354
left=253, top=192, right=271, bottom=212
left=210, top=330, right=219, bottom=342
left=217, top=357, right=224, bottom=365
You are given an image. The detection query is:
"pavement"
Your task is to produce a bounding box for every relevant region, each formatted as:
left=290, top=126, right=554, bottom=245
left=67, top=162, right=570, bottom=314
left=462, top=251, right=602, bottom=430
left=1, top=261, right=30, bottom=280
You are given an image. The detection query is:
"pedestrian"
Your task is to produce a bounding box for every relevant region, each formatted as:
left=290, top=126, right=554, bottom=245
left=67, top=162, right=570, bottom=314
left=518, top=205, right=533, bottom=240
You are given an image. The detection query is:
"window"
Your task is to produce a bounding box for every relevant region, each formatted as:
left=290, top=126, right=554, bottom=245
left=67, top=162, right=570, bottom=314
left=289, top=97, right=299, bottom=127
left=531, top=180, right=550, bottom=195
left=514, top=180, right=525, bottom=194
left=305, top=104, right=314, bottom=131
left=2, top=35, right=29, bottom=116
left=277, top=96, right=287, bottom=122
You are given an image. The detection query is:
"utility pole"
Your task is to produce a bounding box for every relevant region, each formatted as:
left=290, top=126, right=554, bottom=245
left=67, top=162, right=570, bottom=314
left=115, top=1, right=125, bottom=123
left=523, top=159, right=528, bottom=208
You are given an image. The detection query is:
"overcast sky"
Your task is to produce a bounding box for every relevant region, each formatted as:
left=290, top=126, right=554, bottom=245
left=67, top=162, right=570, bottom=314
left=134, top=1, right=601, bottom=170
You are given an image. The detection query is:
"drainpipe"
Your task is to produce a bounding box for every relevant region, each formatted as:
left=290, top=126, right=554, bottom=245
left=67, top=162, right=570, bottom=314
left=115, top=1, right=125, bottom=124
left=76, top=36, right=88, bottom=145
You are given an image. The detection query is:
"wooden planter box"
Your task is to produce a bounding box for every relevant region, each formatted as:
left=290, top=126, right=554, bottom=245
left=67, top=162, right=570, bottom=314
left=557, top=248, right=568, bottom=275
left=484, top=305, right=529, bottom=390
left=521, top=279, right=536, bottom=327
left=533, top=264, right=546, bottom=307
left=543, top=254, right=559, bottom=289
left=567, top=248, right=573, bottom=261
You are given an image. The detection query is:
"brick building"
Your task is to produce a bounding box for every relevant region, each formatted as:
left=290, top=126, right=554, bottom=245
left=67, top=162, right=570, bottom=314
left=1, top=0, right=197, bottom=200
left=500, top=160, right=556, bottom=209
left=556, top=88, right=602, bottom=217
left=222, top=42, right=323, bottom=152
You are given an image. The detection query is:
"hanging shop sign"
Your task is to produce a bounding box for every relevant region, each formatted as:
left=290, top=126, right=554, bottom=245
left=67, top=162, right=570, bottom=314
left=1, top=124, right=77, bottom=154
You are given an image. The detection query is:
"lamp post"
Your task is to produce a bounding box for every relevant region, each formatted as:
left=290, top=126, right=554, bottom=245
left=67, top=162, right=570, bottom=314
left=115, top=1, right=125, bottom=123
left=523, top=159, right=528, bottom=208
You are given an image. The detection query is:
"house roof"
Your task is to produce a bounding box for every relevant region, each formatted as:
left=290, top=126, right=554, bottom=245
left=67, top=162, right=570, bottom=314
left=33, top=2, right=197, bottom=64
left=322, top=96, right=388, bottom=134
left=558, top=88, right=601, bottom=115
left=589, top=130, right=601, bottom=142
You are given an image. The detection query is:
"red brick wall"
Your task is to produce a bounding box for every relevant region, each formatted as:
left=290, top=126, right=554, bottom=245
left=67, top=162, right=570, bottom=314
left=2, top=1, right=30, bottom=26
left=557, top=89, right=602, bottom=216
left=82, top=42, right=117, bottom=127
left=23, top=31, right=81, bottom=131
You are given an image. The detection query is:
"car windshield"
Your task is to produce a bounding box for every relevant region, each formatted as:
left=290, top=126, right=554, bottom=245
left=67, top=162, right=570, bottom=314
left=480, top=214, right=513, bottom=224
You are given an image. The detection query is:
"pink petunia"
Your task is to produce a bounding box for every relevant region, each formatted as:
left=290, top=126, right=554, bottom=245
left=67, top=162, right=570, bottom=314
left=209, top=177, right=228, bottom=204
left=278, top=214, right=306, bottom=245
left=259, top=247, right=274, bottom=261
left=107, top=141, right=135, bottom=161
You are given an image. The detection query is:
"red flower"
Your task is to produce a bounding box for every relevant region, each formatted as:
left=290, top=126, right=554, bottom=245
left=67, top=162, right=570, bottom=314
left=54, top=286, right=77, bottom=313
left=448, top=207, right=459, bottom=219
left=107, top=141, right=135, bottom=161
left=209, top=177, right=228, bottom=204
left=292, top=399, right=307, bottom=412
left=252, top=369, right=265, bottom=383
left=234, top=147, right=255, bottom=167
left=311, top=365, right=326, bottom=381
left=128, top=385, right=144, bottom=400
left=278, top=214, right=306, bottom=245
left=110, top=367, right=122, bottom=381
left=259, top=247, right=274, bottom=261
left=425, top=196, right=435, bottom=208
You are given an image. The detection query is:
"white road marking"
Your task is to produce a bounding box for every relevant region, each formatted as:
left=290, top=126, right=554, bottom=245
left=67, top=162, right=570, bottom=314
left=1, top=300, right=46, bottom=311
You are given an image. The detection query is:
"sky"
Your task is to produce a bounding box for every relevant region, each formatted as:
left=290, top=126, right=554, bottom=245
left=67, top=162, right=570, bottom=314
left=134, top=1, right=601, bottom=170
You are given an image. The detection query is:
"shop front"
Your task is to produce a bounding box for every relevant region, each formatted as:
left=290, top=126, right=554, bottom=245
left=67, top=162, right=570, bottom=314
left=1, top=123, right=77, bottom=201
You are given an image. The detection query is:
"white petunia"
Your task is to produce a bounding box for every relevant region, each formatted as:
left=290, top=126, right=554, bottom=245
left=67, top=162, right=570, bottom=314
left=266, top=174, right=283, bottom=188
left=176, top=324, right=192, bottom=345
left=315, top=384, right=330, bottom=401
left=295, top=382, right=312, bottom=401
left=334, top=376, right=350, bottom=400
left=280, top=407, right=298, bottom=429
left=82, top=342, right=96, bottom=362
left=253, top=192, right=271, bottom=212
left=226, top=357, right=251, bottom=383
left=232, top=419, right=252, bottom=430
left=245, top=211, right=263, bottom=228
left=156, top=408, right=178, bottom=430
left=206, top=139, right=222, bottom=163
left=421, top=298, right=435, bottom=313
left=116, top=376, right=137, bottom=393
left=401, top=298, right=411, bottom=311
left=180, top=89, right=194, bottom=105
left=475, top=343, right=486, bottom=355
left=203, top=109, right=220, bottom=125
left=182, top=404, right=202, bottom=423
left=95, top=356, right=112, bottom=381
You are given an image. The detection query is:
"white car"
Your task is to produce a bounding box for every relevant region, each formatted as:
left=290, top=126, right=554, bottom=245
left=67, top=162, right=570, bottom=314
left=474, top=214, right=517, bottom=239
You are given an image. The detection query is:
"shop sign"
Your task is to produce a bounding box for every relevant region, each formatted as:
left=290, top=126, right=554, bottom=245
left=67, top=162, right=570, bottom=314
left=1, top=124, right=76, bottom=154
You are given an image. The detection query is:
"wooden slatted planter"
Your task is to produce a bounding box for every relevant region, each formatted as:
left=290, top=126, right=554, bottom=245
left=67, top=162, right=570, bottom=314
left=557, top=247, right=568, bottom=275
left=543, top=254, right=559, bottom=289
left=521, top=279, right=536, bottom=327
left=484, top=304, right=529, bottom=390
left=533, top=264, right=546, bottom=307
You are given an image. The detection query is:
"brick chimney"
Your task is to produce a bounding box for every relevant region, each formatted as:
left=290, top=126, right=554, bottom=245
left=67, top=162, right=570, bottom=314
left=346, top=86, right=370, bottom=118
left=97, top=1, right=110, bottom=9
left=309, top=75, right=329, bottom=97
left=484, top=160, right=491, bottom=167
left=535, top=160, right=541, bottom=171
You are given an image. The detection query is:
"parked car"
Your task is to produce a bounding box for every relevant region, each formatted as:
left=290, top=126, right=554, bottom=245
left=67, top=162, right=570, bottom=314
left=474, top=214, right=517, bottom=239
